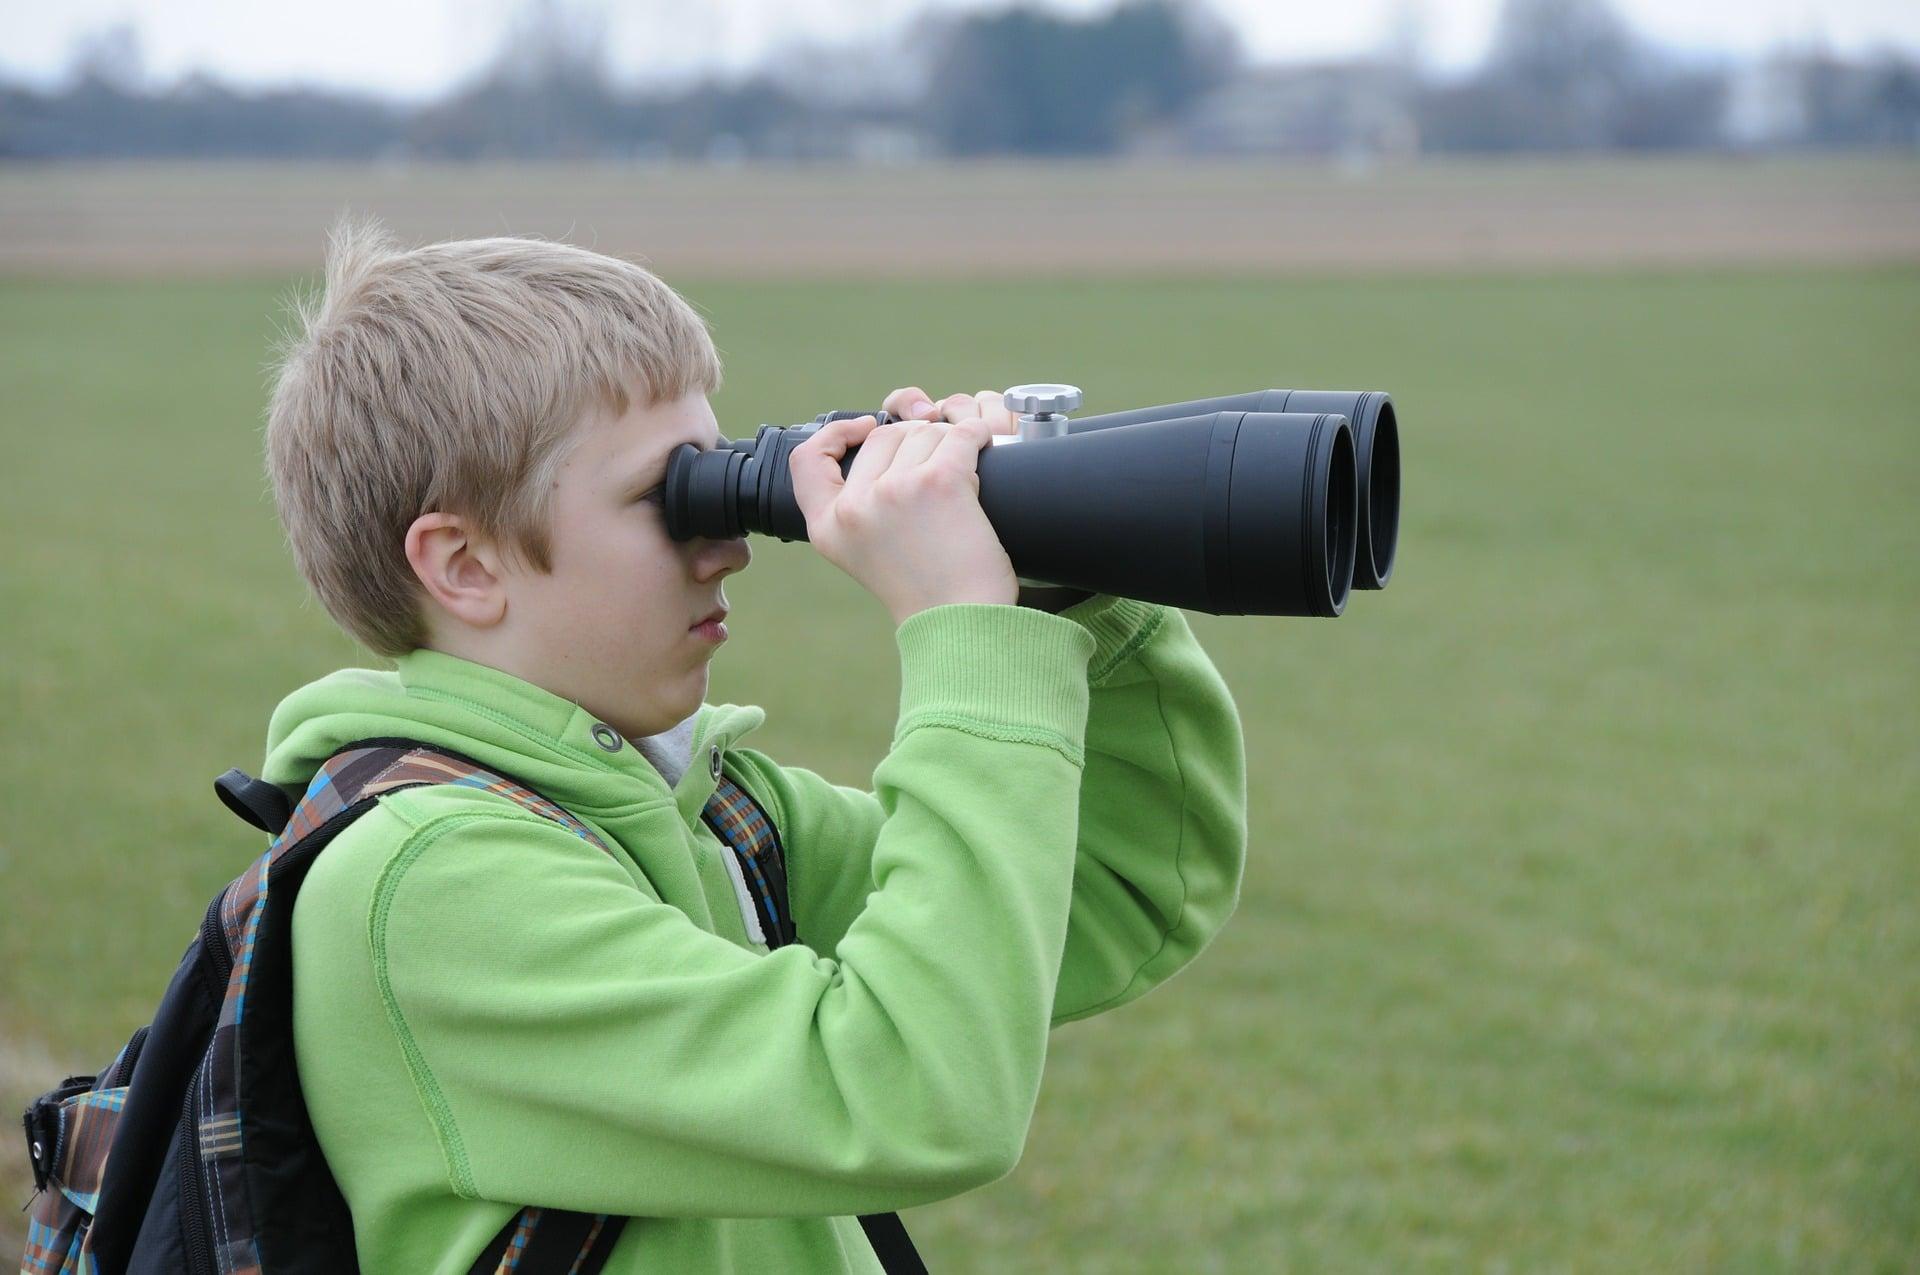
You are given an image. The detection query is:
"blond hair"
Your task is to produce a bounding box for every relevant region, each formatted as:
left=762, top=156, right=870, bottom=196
left=265, top=215, right=722, bottom=656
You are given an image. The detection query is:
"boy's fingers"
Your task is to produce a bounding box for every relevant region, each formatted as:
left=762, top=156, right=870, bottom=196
left=888, top=420, right=948, bottom=472
left=800, top=414, right=875, bottom=465
left=930, top=416, right=995, bottom=470
left=933, top=392, right=979, bottom=423
left=843, top=419, right=910, bottom=493
left=790, top=416, right=874, bottom=518
left=881, top=386, right=938, bottom=419
left=974, top=389, right=1016, bottom=434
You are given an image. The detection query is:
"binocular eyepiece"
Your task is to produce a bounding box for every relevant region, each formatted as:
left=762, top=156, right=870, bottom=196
left=663, top=385, right=1401, bottom=618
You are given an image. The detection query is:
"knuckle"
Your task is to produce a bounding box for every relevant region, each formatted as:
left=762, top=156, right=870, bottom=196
left=836, top=499, right=874, bottom=533
left=925, top=463, right=967, bottom=494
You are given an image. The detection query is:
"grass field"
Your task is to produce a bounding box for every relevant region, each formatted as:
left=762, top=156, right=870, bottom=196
left=3, top=263, right=1917, bottom=1269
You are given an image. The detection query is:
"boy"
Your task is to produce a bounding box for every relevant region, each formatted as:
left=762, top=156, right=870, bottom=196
left=263, top=217, right=1247, bottom=1271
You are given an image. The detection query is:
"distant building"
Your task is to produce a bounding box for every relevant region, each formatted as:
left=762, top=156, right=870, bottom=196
left=1133, top=63, right=1420, bottom=159
left=1725, top=56, right=1813, bottom=146
left=1724, top=49, right=1920, bottom=148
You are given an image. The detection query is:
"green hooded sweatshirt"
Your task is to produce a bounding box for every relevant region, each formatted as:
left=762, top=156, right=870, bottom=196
left=268, top=596, right=1246, bottom=1272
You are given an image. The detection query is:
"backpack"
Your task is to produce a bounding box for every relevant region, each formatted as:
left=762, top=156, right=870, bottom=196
left=20, top=738, right=925, bottom=1274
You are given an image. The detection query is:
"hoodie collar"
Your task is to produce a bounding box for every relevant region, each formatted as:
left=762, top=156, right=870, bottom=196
left=264, top=648, right=764, bottom=823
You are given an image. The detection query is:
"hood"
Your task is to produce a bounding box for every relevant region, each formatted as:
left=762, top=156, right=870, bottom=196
left=262, top=647, right=766, bottom=827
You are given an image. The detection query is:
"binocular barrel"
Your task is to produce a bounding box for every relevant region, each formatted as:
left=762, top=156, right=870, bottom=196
left=1072, top=390, right=1398, bottom=590
left=665, top=409, right=1357, bottom=617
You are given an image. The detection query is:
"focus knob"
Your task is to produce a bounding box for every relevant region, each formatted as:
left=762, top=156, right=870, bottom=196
left=1003, top=383, right=1083, bottom=417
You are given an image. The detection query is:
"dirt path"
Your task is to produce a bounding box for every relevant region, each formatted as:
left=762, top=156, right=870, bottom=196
left=2, top=155, right=1916, bottom=278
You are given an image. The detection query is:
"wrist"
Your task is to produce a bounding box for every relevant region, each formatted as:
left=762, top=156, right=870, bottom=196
left=1016, top=584, right=1096, bottom=613
left=887, top=582, right=1020, bottom=626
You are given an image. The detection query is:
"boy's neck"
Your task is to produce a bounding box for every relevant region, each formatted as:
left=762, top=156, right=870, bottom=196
left=398, top=645, right=701, bottom=787
left=631, top=715, right=698, bottom=786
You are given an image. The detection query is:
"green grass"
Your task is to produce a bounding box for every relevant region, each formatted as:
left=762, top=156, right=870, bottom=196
left=3, top=268, right=1916, bottom=1270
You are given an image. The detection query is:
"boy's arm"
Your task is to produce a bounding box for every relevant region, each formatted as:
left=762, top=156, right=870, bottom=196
left=1048, top=596, right=1246, bottom=1022
left=749, top=594, right=1247, bottom=1027
left=309, top=603, right=1096, bottom=1218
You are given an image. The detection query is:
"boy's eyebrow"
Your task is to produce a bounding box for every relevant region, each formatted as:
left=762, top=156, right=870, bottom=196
left=623, top=434, right=721, bottom=491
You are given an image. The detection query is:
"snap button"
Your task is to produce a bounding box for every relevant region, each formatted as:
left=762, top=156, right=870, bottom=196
left=708, top=744, right=724, bottom=780
left=591, top=723, right=623, bottom=752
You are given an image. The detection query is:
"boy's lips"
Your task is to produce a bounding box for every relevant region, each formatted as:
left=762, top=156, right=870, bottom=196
left=691, top=607, right=729, bottom=643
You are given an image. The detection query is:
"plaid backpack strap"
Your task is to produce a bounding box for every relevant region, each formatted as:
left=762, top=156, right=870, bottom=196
left=462, top=1206, right=624, bottom=1275
left=275, top=740, right=613, bottom=854
left=701, top=772, right=797, bottom=949
left=169, top=743, right=442, bottom=1275
left=262, top=742, right=629, bottom=1275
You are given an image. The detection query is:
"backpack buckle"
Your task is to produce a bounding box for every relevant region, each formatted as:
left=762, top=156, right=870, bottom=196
left=21, top=1076, right=89, bottom=1193
left=22, top=1104, right=49, bottom=1193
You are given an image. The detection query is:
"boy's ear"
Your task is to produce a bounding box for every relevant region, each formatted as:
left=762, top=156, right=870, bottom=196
left=404, top=512, right=508, bottom=630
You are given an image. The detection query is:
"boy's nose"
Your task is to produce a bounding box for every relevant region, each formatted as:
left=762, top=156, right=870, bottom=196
left=694, top=534, right=751, bottom=580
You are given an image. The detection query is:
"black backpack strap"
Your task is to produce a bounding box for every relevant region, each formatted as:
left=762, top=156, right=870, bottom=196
left=859, top=1211, right=931, bottom=1275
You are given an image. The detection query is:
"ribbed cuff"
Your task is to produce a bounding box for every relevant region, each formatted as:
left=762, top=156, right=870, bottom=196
left=1061, top=595, right=1169, bottom=687
left=894, top=603, right=1095, bottom=765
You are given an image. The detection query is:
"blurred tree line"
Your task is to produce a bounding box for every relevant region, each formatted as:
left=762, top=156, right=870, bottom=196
left=2, top=0, right=1916, bottom=160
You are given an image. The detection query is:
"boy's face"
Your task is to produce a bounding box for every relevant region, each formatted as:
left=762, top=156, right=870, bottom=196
left=496, top=390, right=750, bottom=742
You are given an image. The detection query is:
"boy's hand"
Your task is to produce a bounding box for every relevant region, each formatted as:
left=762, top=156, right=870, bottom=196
left=881, top=386, right=1018, bottom=436
left=877, top=386, right=1095, bottom=614
left=789, top=413, right=1018, bottom=626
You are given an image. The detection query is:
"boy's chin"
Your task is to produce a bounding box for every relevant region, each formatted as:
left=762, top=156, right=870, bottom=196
left=647, top=668, right=708, bottom=733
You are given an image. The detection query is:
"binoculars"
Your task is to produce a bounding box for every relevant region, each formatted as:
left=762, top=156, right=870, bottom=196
left=663, top=384, right=1400, bottom=618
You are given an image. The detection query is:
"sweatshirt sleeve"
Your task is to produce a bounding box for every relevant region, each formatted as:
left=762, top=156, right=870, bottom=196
left=361, top=604, right=1096, bottom=1218
left=758, top=595, right=1247, bottom=1028
left=1045, top=596, right=1246, bottom=1023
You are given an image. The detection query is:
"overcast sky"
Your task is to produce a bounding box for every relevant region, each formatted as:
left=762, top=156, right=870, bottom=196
left=4, top=0, right=1918, bottom=98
